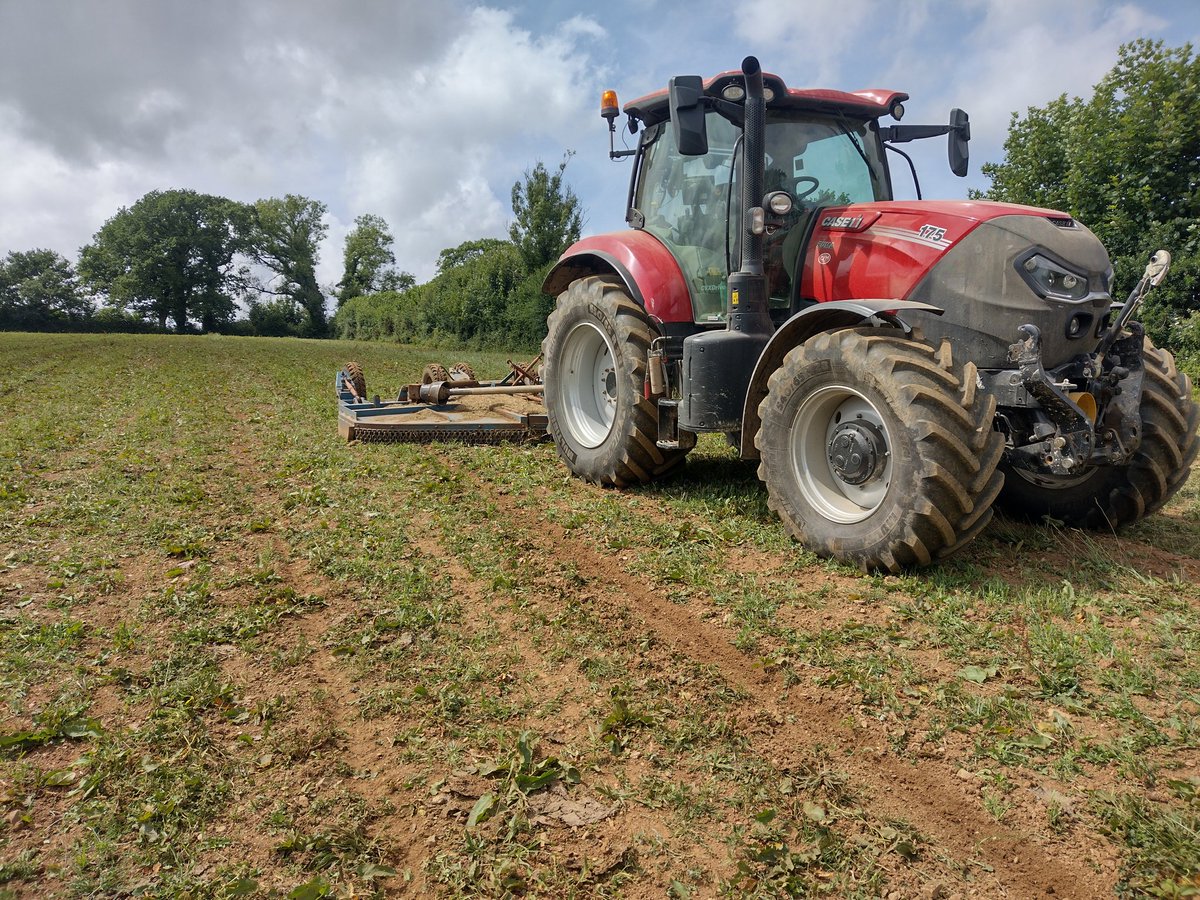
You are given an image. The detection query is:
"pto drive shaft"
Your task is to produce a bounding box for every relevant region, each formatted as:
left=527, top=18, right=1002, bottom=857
left=415, top=382, right=546, bottom=404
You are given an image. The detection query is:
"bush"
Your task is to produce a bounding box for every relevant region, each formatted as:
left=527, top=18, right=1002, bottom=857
left=218, top=319, right=257, bottom=337
left=331, top=240, right=552, bottom=350
left=248, top=300, right=303, bottom=337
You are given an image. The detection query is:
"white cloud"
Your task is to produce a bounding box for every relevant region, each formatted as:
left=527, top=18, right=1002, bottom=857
left=893, top=0, right=1167, bottom=200
left=954, top=0, right=1165, bottom=129
left=0, top=107, right=152, bottom=255
left=735, top=0, right=927, bottom=85
left=0, top=2, right=606, bottom=288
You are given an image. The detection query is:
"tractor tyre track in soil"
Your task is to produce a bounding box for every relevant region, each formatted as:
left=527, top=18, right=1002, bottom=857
left=406, top=536, right=724, bottom=895
left=149, top=415, right=433, bottom=894
left=447, top=459, right=1109, bottom=899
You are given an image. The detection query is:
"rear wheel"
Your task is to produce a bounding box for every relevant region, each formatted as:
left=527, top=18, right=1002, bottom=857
left=343, top=362, right=366, bottom=398
left=755, top=329, right=1004, bottom=572
left=422, top=363, right=449, bottom=385
left=543, top=275, right=690, bottom=486
left=997, top=339, right=1199, bottom=527
left=449, top=362, right=477, bottom=382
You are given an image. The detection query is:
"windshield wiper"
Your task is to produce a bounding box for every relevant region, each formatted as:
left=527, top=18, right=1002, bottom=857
left=836, top=115, right=878, bottom=184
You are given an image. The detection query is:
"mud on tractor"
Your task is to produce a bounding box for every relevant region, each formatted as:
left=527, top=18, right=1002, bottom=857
left=539, top=56, right=1199, bottom=572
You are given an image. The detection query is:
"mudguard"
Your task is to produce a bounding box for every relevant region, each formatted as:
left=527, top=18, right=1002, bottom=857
left=738, top=299, right=944, bottom=459
left=542, top=232, right=695, bottom=324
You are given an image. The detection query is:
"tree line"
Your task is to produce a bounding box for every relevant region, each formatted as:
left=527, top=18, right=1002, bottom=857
left=0, top=155, right=582, bottom=349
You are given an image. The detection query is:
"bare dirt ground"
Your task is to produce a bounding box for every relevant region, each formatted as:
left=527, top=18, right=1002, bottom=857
left=2, top=334, right=1198, bottom=898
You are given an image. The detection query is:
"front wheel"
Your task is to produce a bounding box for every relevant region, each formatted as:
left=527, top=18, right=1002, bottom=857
left=755, top=330, right=1005, bottom=572
left=997, top=338, right=1199, bottom=527
left=542, top=275, right=689, bottom=486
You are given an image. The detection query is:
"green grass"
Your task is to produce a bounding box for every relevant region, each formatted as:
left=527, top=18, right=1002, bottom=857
left=0, top=332, right=1197, bottom=898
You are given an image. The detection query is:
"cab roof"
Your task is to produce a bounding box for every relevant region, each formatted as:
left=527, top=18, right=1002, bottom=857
left=623, top=68, right=907, bottom=127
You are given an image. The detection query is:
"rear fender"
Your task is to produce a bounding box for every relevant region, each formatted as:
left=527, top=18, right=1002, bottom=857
left=738, top=299, right=944, bottom=459
left=542, top=232, right=695, bottom=323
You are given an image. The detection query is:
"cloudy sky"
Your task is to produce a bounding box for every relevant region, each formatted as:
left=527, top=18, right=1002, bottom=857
left=1, top=0, right=1197, bottom=294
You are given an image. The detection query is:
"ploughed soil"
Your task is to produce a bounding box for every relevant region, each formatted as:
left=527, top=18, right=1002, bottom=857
left=2, top=335, right=1197, bottom=898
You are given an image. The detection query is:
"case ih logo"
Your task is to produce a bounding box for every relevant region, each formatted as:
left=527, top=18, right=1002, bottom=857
left=821, top=215, right=864, bottom=230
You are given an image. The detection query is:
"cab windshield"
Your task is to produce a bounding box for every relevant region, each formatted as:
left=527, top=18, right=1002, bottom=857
left=635, top=108, right=888, bottom=322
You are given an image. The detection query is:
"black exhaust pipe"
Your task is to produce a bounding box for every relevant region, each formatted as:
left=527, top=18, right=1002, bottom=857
left=738, top=56, right=765, bottom=279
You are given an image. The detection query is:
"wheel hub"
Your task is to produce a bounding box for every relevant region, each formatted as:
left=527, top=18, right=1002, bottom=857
left=828, top=419, right=887, bottom=485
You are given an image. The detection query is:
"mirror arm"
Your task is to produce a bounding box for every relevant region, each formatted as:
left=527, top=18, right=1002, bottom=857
left=708, top=98, right=745, bottom=128
left=879, top=123, right=952, bottom=143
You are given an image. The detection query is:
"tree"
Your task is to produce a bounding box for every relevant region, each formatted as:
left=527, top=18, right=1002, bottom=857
left=436, top=237, right=511, bottom=274
left=79, top=190, right=251, bottom=332
left=0, top=249, right=92, bottom=328
left=976, top=40, right=1200, bottom=341
left=509, top=153, right=583, bottom=269
left=248, top=195, right=330, bottom=337
left=336, top=214, right=414, bottom=305
left=378, top=270, right=416, bottom=293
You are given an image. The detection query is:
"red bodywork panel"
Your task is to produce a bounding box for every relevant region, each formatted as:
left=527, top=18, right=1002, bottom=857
left=553, top=200, right=1072, bottom=324
left=799, top=200, right=1069, bottom=303
left=554, top=231, right=694, bottom=323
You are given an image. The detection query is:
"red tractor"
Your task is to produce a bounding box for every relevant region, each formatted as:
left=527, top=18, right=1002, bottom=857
left=540, top=57, right=1198, bottom=571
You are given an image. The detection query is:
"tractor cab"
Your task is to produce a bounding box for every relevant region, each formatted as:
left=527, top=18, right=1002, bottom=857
left=632, top=105, right=890, bottom=322
left=610, top=70, right=960, bottom=327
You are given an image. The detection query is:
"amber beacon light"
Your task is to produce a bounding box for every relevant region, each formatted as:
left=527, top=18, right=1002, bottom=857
left=600, top=90, right=619, bottom=121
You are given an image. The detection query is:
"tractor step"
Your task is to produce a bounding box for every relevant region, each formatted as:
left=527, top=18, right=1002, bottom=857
left=655, top=398, right=683, bottom=449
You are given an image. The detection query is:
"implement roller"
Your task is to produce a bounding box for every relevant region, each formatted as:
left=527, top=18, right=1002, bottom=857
left=336, top=357, right=548, bottom=444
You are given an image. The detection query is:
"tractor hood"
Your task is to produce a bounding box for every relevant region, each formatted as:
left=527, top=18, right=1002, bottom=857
left=800, top=199, right=1113, bottom=368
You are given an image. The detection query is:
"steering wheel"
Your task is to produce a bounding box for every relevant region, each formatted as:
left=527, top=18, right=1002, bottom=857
left=794, top=176, right=820, bottom=202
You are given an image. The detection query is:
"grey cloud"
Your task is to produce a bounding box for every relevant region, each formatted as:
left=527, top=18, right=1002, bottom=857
left=0, top=0, right=461, bottom=161
left=0, top=1, right=608, bottom=284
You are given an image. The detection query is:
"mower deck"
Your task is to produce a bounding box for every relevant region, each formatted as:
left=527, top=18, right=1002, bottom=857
left=336, top=369, right=548, bottom=444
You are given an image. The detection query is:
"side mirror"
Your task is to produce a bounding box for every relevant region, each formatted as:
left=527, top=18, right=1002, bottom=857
left=948, top=108, right=970, bottom=177
left=669, top=75, right=708, bottom=156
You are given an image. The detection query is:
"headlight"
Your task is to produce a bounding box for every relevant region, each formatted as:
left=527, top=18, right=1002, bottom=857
left=1017, top=252, right=1089, bottom=301
left=766, top=191, right=793, bottom=215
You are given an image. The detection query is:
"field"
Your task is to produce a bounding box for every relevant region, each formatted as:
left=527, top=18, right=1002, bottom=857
left=1, top=332, right=1198, bottom=899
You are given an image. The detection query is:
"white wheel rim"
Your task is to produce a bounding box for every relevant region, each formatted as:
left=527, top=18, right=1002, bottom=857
left=790, top=385, right=892, bottom=524
left=559, top=321, right=618, bottom=448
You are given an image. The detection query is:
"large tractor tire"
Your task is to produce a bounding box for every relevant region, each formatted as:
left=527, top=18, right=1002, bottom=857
left=755, top=329, right=1005, bottom=572
left=422, top=363, right=449, bottom=385
left=344, top=362, right=366, bottom=398
left=542, top=275, right=690, bottom=486
left=449, top=362, right=477, bottom=382
left=997, top=339, right=1199, bottom=528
